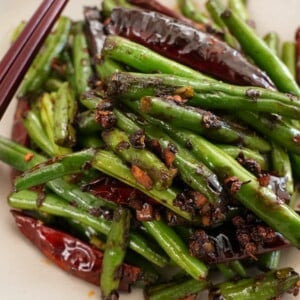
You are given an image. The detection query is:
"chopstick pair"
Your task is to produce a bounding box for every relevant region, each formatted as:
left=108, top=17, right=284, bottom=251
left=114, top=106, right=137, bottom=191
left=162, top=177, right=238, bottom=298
left=0, top=0, right=69, bottom=119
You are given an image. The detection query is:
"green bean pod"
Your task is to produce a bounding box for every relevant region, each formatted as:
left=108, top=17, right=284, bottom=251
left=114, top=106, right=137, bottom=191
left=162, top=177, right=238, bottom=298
left=72, top=21, right=93, bottom=97
left=76, top=110, right=102, bottom=133
left=23, top=109, right=56, bottom=156
left=145, top=278, right=209, bottom=300
left=228, top=0, right=249, bottom=21
left=209, top=268, right=299, bottom=300
left=96, top=58, right=124, bottom=82
left=216, top=264, right=237, bottom=280
left=281, top=41, right=296, bottom=79
left=271, top=142, right=294, bottom=195
left=8, top=190, right=168, bottom=268
left=115, top=109, right=223, bottom=205
left=80, top=91, right=104, bottom=110
left=258, top=251, right=281, bottom=271
left=237, top=111, right=300, bottom=155
left=143, top=118, right=300, bottom=247
left=0, top=136, right=115, bottom=210
left=102, top=127, right=176, bottom=190
left=205, top=0, right=238, bottom=48
left=143, top=220, right=208, bottom=280
left=53, top=82, right=77, bottom=147
left=14, top=148, right=96, bottom=191
left=218, top=145, right=268, bottom=170
left=101, top=0, right=131, bottom=18
left=10, top=20, right=26, bottom=43
left=176, top=0, right=211, bottom=25
left=91, top=149, right=193, bottom=221
left=18, top=16, right=71, bottom=97
left=263, top=32, right=280, bottom=55
left=100, top=206, right=131, bottom=299
left=102, top=35, right=214, bottom=82
left=221, top=9, right=300, bottom=95
left=138, top=96, right=271, bottom=151
left=39, top=93, right=71, bottom=155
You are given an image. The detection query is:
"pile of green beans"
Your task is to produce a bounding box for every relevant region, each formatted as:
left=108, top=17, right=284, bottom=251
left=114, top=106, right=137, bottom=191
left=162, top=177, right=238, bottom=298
left=2, top=0, right=300, bottom=299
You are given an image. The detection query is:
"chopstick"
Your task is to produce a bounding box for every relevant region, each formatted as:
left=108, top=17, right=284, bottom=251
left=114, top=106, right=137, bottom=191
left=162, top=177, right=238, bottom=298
left=0, top=0, right=69, bottom=119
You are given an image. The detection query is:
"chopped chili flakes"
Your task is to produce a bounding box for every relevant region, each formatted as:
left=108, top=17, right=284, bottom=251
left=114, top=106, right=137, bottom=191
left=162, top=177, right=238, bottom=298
left=24, top=152, right=34, bottom=162
left=131, top=165, right=153, bottom=190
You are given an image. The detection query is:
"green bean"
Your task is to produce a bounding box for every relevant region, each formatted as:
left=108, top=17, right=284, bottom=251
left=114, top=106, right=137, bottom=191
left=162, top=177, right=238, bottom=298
left=229, top=261, right=247, bottom=278
left=18, top=17, right=71, bottom=97
left=0, top=136, right=115, bottom=210
left=102, top=127, right=176, bottom=190
left=76, top=110, right=101, bottom=133
left=60, top=50, right=76, bottom=91
left=53, top=82, right=77, bottom=147
left=237, top=111, right=300, bottom=155
left=0, top=135, right=45, bottom=170
left=92, top=149, right=193, bottom=221
left=258, top=251, right=281, bottom=271
left=205, top=0, right=237, bottom=48
left=221, top=9, right=300, bottom=95
left=205, top=0, right=227, bottom=28
left=102, top=35, right=214, bottom=82
left=96, top=58, right=124, bottom=82
left=228, top=0, right=249, bottom=21
left=115, top=109, right=223, bottom=205
left=145, top=278, right=209, bottom=300
left=8, top=189, right=168, bottom=267
left=263, top=32, right=280, bottom=55
left=143, top=220, right=208, bottom=280
left=100, top=206, right=131, bottom=299
left=77, top=135, right=104, bottom=148
left=72, top=21, right=93, bottom=97
left=143, top=118, right=300, bottom=247
left=216, top=264, right=237, bottom=280
left=14, top=148, right=96, bottom=191
left=176, top=0, right=211, bottom=25
left=39, top=93, right=71, bottom=155
left=270, top=142, right=294, bottom=195
left=209, top=268, right=299, bottom=300
left=44, top=78, right=64, bottom=92
left=281, top=41, right=296, bottom=79
left=137, top=96, right=271, bottom=151
left=10, top=20, right=26, bottom=43
left=107, top=71, right=300, bottom=133
left=218, top=145, right=268, bottom=170
left=23, top=109, right=57, bottom=156
left=101, top=0, right=131, bottom=18
left=107, top=71, right=299, bottom=107
left=80, top=91, right=104, bottom=110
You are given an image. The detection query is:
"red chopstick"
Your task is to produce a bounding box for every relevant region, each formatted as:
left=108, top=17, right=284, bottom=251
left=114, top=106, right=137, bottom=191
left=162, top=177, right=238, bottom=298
left=0, top=0, right=69, bottom=119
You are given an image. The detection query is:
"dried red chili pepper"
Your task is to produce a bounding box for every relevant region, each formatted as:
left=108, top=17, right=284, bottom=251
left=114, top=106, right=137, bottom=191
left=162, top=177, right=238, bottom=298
left=11, top=210, right=141, bottom=291
left=105, top=8, right=275, bottom=89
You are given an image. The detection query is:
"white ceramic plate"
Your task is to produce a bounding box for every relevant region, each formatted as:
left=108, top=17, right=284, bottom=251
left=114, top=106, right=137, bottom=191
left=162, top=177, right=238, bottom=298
left=0, top=1, right=300, bottom=299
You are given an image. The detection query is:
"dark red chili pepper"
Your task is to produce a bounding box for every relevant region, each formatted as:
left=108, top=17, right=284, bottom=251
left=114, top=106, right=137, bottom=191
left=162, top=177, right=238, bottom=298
left=105, top=8, right=275, bottom=89
left=11, top=210, right=141, bottom=291
left=83, top=176, right=159, bottom=221
left=84, top=6, right=106, bottom=64
left=83, top=176, right=158, bottom=206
